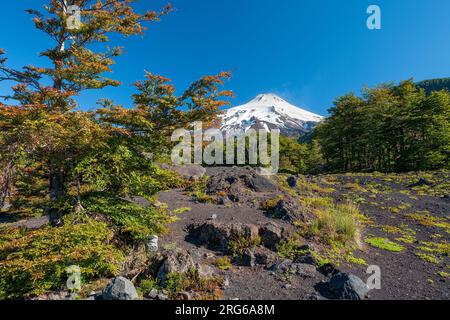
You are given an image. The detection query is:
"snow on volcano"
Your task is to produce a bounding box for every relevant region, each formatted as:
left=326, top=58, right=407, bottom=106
left=221, top=93, right=324, bottom=136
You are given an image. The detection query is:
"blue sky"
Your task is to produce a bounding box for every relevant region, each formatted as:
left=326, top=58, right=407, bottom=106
left=1, top=0, right=450, bottom=115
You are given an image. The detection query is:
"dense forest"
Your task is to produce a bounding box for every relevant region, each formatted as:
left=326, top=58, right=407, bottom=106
left=277, top=79, right=450, bottom=174
left=314, top=80, right=450, bottom=173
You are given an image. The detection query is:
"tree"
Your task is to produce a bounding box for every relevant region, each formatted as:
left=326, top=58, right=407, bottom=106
left=0, top=1, right=171, bottom=205
left=0, top=1, right=231, bottom=216
left=97, top=71, right=232, bottom=157
left=315, top=80, right=449, bottom=172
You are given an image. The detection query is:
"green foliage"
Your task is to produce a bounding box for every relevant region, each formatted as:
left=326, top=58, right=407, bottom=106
left=0, top=0, right=232, bottom=301
left=185, top=176, right=209, bottom=193
left=279, top=135, right=324, bottom=174
left=77, top=147, right=184, bottom=196
left=365, top=237, right=405, bottom=252
left=415, top=252, right=441, bottom=265
left=192, top=191, right=215, bottom=204
left=0, top=217, right=124, bottom=299
left=228, top=236, right=261, bottom=258
left=185, top=176, right=215, bottom=203
left=259, top=195, right=284, bottom=211
left=214, top=256, right=232, bottom=271
left=315, top=80, right=450, bottom=172
left=276, top=239, right=309, bottom=261
left=137, top=277, right=160, bottom=297
left=83, top=193, right=177, bottom=241
left=309, top=203, right=360, bottom=245
left=164, top=269, right=223, bottom=300
left=417, top=77, right=450, bottom=94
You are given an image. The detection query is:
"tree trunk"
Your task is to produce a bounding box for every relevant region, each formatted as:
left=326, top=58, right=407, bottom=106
left=0, top=160, right=13, bottom=209
left=49, top=167, right=66, bottom=202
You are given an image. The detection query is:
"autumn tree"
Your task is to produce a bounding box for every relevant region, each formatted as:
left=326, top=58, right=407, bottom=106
left=0, top=1, right=231, bottom=216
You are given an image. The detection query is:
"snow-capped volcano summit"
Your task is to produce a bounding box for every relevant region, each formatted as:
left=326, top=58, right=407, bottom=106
left=221, top=93, right=324, bottom=136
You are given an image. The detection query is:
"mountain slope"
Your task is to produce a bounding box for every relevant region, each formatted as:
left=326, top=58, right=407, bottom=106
left=416, top=77, right=450, bottom=94
left=221, top=94, right=323, bottom=136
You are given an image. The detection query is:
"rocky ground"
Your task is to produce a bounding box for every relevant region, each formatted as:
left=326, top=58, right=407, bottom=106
left=154, top=167, right=449, bottom=300
left=3, top=166, right=448, bottom=301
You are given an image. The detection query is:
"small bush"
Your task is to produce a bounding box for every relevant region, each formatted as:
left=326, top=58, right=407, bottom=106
left=214, top=257, right=232, bottom=271
left=192, top=191, right=215, bottom=204
left=276, top=239, right=309, bottom=261
left=260, top=196, right=284, bottom=211
left=310, top=203, right=360, bottom=245
left=83, top=193, right=177, bottom=241
left=165, top=269, right=223, bottom=300
left=229, top=236, right=261, bottom=258
left=137, top=277, right=160, bottom=297
left=185, top=176, right=209, bottom=193
left=0, top=217, right=124, bottom=299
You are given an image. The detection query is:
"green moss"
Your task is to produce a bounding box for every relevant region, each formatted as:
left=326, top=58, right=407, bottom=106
left=415, top=253, right=441, bottom=265
left=406, top=212, right=450, bottom=234
left=437, top=271, right=450, bottom=279
left=389, top=207, right=400, bottom=214
left=417, top=241, right=449, bottom=256
left=345, top=254, right=367, bottom=266
left=172, top=207, right=192, bottom=214
left=395, top=234, right=417, bottom=244
left=382, top=225, right=403, bottom=233
left=365, top=237, right=405, bottom=252
left=343, top=183, right=367, bottom=193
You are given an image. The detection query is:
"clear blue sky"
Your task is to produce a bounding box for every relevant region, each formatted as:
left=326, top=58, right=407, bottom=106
left=1, top=0, right=450, bottom=116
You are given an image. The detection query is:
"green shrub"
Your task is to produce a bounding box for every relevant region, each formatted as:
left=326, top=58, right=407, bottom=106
left=260, top=196, right=284, bottom=211
left=0, top=217, right=124, bottom=299
left=214, top=256, right=232, bottom=271
left=76, top=146, right=185, bottom=197
left=276, top=239, right=309, bottom=261
left=229, top=236, right=261, bottom=258
left=192, top=191, right=215, bottom=204
left=185, top=176, right=209, bottom=193
left=83, top=193, right=177, bottom=241
left=137, top=277, right=160, bottom=297
left=164, top=269, right=223, bottom=300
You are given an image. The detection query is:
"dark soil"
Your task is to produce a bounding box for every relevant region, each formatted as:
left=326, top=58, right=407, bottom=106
left=158, top=168, right=449, bottom=300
